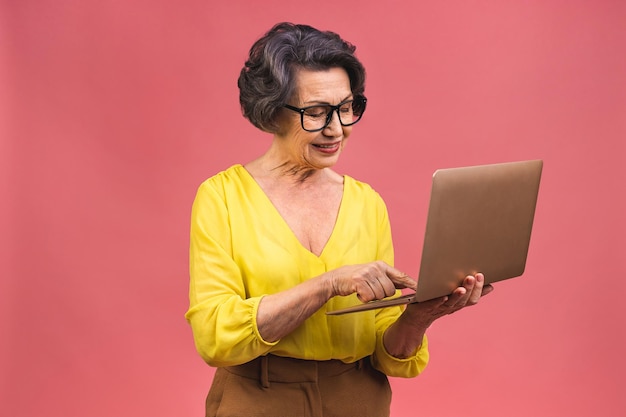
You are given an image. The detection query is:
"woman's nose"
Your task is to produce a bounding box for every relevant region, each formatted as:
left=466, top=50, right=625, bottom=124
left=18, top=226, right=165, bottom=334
left=324, top=110, right=343, bottom=135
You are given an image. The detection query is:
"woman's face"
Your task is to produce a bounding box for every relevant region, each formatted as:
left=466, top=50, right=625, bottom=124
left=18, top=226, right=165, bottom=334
left=275, top=67, right=354, bottom=171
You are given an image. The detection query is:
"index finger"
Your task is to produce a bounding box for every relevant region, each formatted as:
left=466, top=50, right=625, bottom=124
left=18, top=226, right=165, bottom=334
left=386, top=267, right=417, bottom=291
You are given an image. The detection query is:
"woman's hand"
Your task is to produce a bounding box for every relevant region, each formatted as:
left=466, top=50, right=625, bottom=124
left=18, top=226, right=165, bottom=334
left=329, top=261, right=417, bottom=303
left=257, top=261, right=413, bottom=343
left=407, top=273, right=494, bottom=324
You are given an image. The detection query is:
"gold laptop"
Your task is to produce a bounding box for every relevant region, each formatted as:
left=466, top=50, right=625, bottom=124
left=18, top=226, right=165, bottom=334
left=327, top=159, right=543, bottom=315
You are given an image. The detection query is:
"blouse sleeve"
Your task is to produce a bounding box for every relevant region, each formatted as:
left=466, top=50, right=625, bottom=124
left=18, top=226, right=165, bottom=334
left=370, top=193, right=430, bottom=378
left=185, top=179, right=278, bottom=367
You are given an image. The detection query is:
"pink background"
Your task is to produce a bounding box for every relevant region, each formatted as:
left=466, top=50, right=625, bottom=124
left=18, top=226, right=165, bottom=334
left=1, top=1, right=625, bottom=416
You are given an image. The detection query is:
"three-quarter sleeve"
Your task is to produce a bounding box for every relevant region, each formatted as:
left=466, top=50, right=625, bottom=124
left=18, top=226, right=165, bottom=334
left=185, top=180, right=278, bottom=367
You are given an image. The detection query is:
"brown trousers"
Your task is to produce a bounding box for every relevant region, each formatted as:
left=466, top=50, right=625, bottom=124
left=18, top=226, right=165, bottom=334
left=205, top=355, right=392, bottom=417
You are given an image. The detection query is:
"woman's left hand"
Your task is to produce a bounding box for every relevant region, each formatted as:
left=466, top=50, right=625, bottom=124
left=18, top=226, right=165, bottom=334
left=405, top=273, right=494, bottom=326
left=383, top=273, right=494, bottom=358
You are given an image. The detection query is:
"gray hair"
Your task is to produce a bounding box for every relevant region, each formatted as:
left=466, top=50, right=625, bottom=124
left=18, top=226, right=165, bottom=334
left=238, top=22, right=366, bottom=133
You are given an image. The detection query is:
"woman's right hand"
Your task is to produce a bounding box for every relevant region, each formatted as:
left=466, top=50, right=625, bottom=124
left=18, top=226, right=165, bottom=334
left=329, top=261, right=417, bottom=303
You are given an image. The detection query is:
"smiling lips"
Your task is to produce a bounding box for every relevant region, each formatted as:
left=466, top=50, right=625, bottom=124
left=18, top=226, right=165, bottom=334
left=312, top=141, right=341, bottom=154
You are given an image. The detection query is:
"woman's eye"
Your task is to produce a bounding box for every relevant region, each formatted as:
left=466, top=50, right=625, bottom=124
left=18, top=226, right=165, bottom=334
left=305, top=107, right=327, bottom=118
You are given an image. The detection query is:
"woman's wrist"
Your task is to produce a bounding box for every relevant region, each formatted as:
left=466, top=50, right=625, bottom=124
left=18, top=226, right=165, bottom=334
left=383, top=305, right=433, bottom=358
left=401, top=303, right=436, bottom=331
left=322, top=268, right=343, bottom=299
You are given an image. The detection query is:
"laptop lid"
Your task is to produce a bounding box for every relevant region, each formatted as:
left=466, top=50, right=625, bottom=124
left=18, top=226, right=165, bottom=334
left=327, top=159, right=543, bottom=315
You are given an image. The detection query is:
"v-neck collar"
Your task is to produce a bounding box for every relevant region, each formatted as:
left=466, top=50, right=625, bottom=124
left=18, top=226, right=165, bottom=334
left=236, top=164, right=348, bottom=260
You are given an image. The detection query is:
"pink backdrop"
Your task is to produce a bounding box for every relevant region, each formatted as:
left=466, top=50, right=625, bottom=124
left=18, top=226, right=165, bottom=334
left=2, top=1, right=625, bottom=416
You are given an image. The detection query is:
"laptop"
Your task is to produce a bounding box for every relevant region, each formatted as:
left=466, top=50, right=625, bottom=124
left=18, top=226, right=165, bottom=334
left=326, top=159, right=543, bottom=315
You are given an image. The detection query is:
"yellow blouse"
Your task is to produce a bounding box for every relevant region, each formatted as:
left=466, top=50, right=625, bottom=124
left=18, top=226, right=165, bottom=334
left=185, top=165, right=428, bottom=378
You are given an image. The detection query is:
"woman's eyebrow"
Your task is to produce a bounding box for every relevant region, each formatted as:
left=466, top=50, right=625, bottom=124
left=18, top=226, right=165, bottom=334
left=302, top=95, right=354, bottom=106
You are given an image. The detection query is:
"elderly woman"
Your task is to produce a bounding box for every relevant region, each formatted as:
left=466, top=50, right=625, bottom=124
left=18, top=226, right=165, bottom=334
left=186, top=22, right=492, bottom=417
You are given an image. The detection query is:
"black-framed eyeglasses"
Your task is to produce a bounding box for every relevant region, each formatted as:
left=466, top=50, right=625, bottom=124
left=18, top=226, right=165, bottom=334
left=283, top=97, right=367, bottom=132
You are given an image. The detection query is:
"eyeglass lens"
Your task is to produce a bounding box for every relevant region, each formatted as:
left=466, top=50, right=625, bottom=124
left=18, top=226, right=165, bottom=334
left=301, top=99, right=366, bottom=131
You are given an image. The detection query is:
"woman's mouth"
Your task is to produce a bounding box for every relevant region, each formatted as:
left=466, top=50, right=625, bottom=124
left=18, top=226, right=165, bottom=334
left=312, top=142, right=341, bottom=154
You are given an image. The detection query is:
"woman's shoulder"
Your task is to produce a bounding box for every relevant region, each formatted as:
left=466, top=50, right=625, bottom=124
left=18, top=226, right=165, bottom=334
left=194, top=164, right=254, bottom=199
left=199, top=164, right=248, bottom=187
left=344, top=174, right=380, bottom=197
left=341, top=175, right=390, bottom=224
left=343, top=175, right=388, bottom=212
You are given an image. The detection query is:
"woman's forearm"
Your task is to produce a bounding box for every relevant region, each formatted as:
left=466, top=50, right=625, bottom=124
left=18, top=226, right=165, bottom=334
left=382, top=305, right=433, bottom=358
left=256, top=274, right=334, bottom=342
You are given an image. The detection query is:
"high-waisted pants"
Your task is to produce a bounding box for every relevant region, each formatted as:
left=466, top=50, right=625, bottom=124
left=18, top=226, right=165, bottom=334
left=205, top=355, right=392, bottom=417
